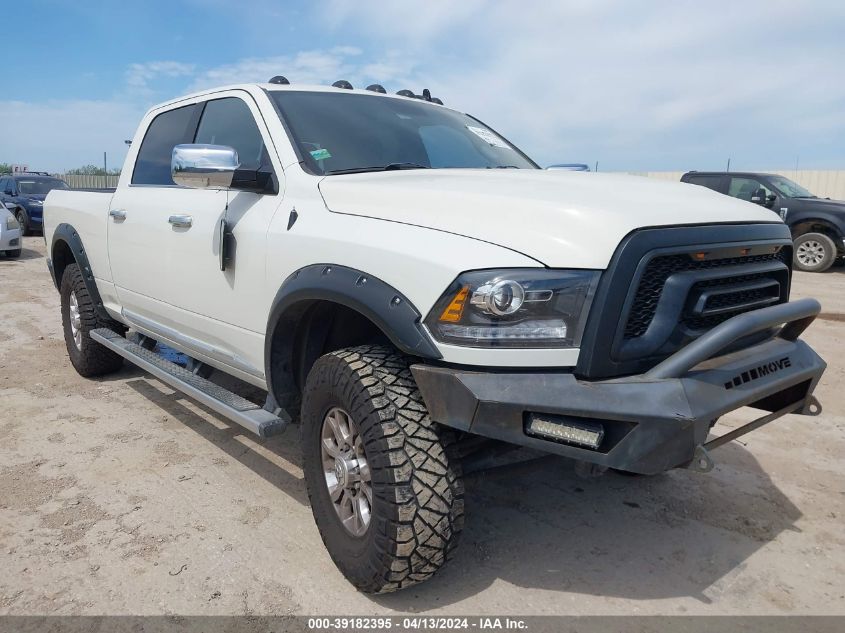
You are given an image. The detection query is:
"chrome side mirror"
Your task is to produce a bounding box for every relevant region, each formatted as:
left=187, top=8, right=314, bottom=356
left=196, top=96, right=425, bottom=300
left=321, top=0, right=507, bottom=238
left=171, top=144, right=239, bottom=189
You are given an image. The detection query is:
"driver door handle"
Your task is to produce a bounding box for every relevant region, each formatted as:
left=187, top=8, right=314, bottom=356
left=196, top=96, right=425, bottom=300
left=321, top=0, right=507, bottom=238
left=109, top=208, right=127, bottom=221
left=168, top=214, right=193, bottom=228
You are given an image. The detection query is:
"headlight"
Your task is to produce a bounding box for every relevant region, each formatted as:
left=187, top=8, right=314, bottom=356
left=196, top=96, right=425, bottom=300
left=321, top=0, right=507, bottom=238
left=5, top=215, right=19, bottom=231
left=424, top=269, right=600, bottom=348
left=29, top=199, right=43, bottom=206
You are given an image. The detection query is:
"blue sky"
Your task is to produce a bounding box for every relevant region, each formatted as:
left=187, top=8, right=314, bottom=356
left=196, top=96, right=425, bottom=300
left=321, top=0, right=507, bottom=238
left=2, top=0, right=844, bottom=172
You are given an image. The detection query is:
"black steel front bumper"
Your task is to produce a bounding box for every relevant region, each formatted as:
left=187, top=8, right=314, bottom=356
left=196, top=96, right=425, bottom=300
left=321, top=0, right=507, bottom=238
left=411, top=299, right=826, bottom=475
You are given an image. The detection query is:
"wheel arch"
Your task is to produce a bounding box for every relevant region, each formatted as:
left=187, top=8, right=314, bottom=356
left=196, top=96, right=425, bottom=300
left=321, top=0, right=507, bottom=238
left=264, top=264, right=441, bottom=410
left=789, top=217, right=845, bottom=245
left=50, top=223, right=110, bottom=320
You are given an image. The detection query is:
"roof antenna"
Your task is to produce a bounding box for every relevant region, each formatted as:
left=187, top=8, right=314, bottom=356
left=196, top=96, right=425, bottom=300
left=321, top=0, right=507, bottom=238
left=269, top=75, right=290, bottom=85
left=332, top=80, right=353, bottom=90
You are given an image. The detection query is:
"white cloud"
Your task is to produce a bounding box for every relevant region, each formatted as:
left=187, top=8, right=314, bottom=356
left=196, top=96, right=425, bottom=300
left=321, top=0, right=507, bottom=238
left=317, top=0, right=845, bottom=169
left=0, top=99, right=140, bottom=172
left=6, top=1, right=845, bottom=172
left=187, top=47, right=363, bottom=92
left=126, top=61, right=196, bottom=93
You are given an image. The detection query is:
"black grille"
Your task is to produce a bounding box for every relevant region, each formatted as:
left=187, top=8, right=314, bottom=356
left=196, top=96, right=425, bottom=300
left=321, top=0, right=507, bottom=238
left=682, top=273, right=780, bottom=330
left=624, top=251, right=787, bottom=339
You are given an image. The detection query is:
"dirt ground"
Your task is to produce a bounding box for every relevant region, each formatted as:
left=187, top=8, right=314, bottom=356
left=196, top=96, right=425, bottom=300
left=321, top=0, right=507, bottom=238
left=1, top=236, right=844, bottom=616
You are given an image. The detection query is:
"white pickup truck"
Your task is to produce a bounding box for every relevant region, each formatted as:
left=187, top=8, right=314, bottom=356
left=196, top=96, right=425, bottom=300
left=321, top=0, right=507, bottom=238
left=44, top=79, right=826, bottom=593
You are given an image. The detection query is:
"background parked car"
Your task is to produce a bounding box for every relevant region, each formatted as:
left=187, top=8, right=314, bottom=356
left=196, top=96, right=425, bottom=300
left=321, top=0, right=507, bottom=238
left=0, top=206, right=22, bottom=258
left=0, top=173, right=70, bottom=236
left=681, top=171, right=845, bottom=272
left=547, top=163, right=590, bottom=171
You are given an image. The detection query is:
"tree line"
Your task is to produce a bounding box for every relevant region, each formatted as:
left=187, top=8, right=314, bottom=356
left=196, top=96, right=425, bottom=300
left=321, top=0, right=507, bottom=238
left=0, top=163, right=121, bottom=175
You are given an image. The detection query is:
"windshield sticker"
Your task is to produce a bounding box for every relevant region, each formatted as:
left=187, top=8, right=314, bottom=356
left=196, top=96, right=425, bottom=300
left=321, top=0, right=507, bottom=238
left=466, top=125, right=509, bottom=149
left=310, top=148, right=332, bottom=161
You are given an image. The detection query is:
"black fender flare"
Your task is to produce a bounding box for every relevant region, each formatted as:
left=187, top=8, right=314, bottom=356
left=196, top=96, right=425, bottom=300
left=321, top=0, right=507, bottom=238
left=50, top=223, right=110, bottom=320
left=264, top=264, right=442, bottom=404
left=787, top=211, right=845, bottom=241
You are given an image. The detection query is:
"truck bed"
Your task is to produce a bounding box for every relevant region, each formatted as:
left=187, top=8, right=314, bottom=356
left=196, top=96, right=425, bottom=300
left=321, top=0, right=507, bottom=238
left=44, top=188, right=116, bottom=295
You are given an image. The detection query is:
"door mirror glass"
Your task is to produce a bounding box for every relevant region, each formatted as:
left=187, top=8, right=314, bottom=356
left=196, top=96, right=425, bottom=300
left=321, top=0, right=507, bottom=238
left=171, top=144, right=239, bottom=189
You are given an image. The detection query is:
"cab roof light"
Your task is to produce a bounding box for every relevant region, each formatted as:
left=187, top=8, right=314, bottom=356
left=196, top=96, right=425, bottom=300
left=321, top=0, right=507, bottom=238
left=396, top=87, right=444, bottom=105
left=366, top=84, right=386, bottom=93
left=269, top=75, right=290, bottom=85
left=332, top=79, right=353, bottom=90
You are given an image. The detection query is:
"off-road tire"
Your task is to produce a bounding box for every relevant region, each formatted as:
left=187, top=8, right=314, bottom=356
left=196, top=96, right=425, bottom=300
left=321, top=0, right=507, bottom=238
left=301, top=345, right=464, bottom=593
left=3, top=248, right=21, bottom=258
left=60, top=263, right=124, bottom=377
left=793, top=232, right=836, bottom=273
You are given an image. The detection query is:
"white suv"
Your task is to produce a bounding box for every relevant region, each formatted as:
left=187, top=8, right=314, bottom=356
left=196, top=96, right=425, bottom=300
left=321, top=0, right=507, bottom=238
left=44, top=79, right=826, bottom=593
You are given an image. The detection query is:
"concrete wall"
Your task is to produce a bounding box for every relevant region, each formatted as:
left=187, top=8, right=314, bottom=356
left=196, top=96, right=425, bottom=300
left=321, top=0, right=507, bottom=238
left=624, top=170, right=845, bottom=200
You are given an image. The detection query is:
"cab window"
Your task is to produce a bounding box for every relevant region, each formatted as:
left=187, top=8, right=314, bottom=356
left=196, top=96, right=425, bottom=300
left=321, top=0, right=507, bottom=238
left=728, top=177, right=773, bottom=202
left=194, top=98, right=267, bottom=172
left=132, top=104, right=196, bottom=186
left=684, top=174, right=723, bottom=192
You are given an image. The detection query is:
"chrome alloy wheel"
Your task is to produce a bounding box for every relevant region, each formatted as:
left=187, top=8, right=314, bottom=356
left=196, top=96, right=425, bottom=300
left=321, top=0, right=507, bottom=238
left=320, top=406, right=372, bottom=537
left=796, top=239, right=826, bottom=268
left=69, top=291, right=82, bottom=350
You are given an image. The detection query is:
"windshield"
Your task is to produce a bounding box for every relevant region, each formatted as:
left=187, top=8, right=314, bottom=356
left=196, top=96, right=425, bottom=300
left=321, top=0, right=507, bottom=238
left=768, top=175, right=815, bottom=198
left=17, top=178, right=69, bottom=195
left=270, top=91, right=537, bottom=174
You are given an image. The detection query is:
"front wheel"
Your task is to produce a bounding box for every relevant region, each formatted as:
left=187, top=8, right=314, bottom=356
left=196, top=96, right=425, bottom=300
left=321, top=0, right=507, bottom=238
left=15, top=209, right=30, bottom=237
left=793, top=232, right=837, bottom=272
left=301, top=345, right=464, bottom=593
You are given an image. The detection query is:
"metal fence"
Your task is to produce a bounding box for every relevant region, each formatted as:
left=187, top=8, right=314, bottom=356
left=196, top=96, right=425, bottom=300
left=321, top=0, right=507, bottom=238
left=624, top=170, right=845, bottom=200
left=55, top=173, right=121, bottom=189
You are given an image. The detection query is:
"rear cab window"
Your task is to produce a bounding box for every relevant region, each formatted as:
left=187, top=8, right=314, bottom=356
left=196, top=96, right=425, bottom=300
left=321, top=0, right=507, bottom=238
left=132, top=105, right=196, bottom=186
left=683, top=174, right=724, bottom=193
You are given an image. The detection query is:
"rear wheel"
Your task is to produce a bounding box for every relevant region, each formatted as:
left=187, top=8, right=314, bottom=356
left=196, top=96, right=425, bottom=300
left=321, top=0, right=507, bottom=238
left=301, top=345, right=464, bottom=593
left=793, top=232, right=836, bottom=272
left=60, top=263, right=125, bottom=377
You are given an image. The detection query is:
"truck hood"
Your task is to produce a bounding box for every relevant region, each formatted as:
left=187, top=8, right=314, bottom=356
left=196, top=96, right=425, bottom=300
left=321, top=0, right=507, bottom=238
left=318, top=170, right=780, bottom=269
left=790, top=197, right=845, bottom=212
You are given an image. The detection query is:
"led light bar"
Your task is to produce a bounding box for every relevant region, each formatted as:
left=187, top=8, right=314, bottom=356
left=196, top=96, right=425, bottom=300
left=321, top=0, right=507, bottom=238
left=526, top=415, right=604, bottom=449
